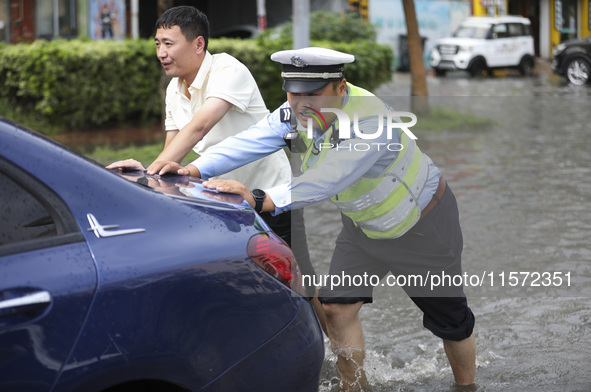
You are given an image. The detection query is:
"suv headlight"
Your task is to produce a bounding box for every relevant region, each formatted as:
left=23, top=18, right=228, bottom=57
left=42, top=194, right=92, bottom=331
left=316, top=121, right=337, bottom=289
left=553, top=43, right=566, bottom=57
left=458, top=45, right=473, bottom=53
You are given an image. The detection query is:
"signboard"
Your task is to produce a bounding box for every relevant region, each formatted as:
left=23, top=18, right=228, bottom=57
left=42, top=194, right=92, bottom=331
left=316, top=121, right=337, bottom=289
left=370, top=0, right=471, bottom=69
left=89, top=0, right=126, bottom=40
left=555, top=0, right=563, bottom=30
left=480, top=0, right=504, bottom=7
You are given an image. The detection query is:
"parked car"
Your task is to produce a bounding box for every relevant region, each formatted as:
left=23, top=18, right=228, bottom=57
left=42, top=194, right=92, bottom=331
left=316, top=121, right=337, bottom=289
left=0, top=118, right=324, bottom=392
left=430, top=16, right=535, bottom=77
left=551, top=36, right=591, bottom=85
left=211, top=24, right=259, bottom=39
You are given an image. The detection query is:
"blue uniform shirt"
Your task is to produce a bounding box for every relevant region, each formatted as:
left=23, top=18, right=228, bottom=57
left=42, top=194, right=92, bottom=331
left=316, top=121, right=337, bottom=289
left=193, top=87, right=441, bottom=215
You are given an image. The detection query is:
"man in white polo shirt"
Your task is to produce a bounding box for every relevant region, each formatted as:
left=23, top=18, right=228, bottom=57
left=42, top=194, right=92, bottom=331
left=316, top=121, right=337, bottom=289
left=107, top=6, right=323, bottom=324
left=107, top=5, right=290, bottom=190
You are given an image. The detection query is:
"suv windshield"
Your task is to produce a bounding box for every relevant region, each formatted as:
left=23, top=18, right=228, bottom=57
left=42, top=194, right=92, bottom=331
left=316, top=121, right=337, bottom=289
left=453, top=23, right=492, bottom=39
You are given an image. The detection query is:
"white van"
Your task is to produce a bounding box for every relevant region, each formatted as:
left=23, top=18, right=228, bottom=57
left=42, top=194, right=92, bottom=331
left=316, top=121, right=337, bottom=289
left=430, top=16, right=535, bottom=77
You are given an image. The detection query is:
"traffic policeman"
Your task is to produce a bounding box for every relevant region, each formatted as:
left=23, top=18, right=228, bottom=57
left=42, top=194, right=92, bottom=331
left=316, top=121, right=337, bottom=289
left=149, top=47, right=476, bottom=391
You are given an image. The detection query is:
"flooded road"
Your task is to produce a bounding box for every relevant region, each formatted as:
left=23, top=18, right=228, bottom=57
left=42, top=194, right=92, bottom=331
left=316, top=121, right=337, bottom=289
left=311, top=67, right=591, bottom=391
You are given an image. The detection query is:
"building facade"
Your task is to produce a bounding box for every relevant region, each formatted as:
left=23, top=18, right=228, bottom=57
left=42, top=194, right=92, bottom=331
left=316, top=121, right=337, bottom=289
left=370, top=0, right=590, bottom=64
left=2, top=0, right=589, bottom=62
left=0, top=0, right=351, bottom=45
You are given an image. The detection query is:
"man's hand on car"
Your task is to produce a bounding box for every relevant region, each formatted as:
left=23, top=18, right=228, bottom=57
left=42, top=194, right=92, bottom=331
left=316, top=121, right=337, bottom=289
left=106, top=159, right=146, bottom=172
left=146, top=160, right=200, bottom=177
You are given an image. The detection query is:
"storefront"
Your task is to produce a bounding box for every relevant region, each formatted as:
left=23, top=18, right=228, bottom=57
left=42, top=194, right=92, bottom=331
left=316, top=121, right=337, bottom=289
left=550, top=0, right=591, bottom=50
left=3, top=0, right=77, bottom=43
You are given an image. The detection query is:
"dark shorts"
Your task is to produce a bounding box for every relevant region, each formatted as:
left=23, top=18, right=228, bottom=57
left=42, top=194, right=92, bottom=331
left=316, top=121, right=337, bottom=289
left=260, top=209, right=316, bottom=297
left=318, top=184, right=475, bottom=341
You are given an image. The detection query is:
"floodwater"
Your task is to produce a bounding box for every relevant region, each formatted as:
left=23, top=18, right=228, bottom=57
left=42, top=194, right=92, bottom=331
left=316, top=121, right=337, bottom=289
left=309, top=67, right=591, bottom=391
left=53, top=63, right=591, bottom=391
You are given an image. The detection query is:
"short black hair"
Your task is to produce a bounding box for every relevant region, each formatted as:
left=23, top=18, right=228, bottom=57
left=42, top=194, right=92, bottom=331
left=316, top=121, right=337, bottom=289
left=155, top=6, right=210, bottom=50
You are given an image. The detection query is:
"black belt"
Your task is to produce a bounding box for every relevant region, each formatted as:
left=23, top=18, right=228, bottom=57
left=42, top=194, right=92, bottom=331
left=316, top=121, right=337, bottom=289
left=419, top=175, right=446, bottom=221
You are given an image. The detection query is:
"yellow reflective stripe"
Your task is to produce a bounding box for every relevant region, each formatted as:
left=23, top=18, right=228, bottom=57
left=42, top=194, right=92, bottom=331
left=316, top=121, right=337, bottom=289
left=332, top=139, right=416, bottom=209
left=344, top=182, right=413, bottom=224
left=339, top=153, right=429, bottom=238
left=300, top=127, right=333, bottom=171
left=359, top=207, right=420, bottom=239
left=380, top=132, right=411, bottom=175
left=400, top=143, right=424, bottom=198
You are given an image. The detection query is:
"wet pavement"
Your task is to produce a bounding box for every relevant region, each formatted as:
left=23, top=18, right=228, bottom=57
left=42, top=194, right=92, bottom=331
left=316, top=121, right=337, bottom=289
left=309, top=60, right=591, bottom=391
left=53, top=59, right=591, bottom=391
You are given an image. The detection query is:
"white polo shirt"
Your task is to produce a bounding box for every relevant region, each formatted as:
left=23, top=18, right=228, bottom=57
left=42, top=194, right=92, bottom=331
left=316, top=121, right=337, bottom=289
left=164, top=51, right=291, bottom=190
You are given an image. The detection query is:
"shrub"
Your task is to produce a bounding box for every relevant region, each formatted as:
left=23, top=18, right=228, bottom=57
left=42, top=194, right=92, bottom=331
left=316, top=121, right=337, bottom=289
left=249, top=11, right=393, bottom=108
left=258, top=11, right=377, bottom=43
left=0, top=15, right=393, bottom=133
left=0, top=39, right=162, bottom=130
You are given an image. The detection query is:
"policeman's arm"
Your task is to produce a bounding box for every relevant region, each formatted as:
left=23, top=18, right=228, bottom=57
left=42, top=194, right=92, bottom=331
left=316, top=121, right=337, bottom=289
left=202, top=179, right=276, bottom=212
left=146, top=97, right=233, bottom=173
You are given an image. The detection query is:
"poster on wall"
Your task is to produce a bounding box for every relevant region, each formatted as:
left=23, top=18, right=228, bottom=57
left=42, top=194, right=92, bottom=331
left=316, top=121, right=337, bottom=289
left=89, top=0, right=126, bottom=40
left=370, top=0, right=471, bottom=69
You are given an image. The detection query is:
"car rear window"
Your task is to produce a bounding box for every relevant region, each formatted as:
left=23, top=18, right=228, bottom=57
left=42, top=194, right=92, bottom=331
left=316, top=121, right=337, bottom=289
left=0, top=171, right=57, bottom=244
left=454, top=22, right=492, bottom=39
left=508, top=23, right=527, bottom=37
left=0, top=159, right=84, bottom=256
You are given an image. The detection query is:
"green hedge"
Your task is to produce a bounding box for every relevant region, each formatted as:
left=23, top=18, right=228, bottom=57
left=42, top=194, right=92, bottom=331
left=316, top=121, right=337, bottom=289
left=0, top=39, right=162, bottom=130
left=210, top=37, right=395, bottom=112
left=0, top=37, right=393, bottom=132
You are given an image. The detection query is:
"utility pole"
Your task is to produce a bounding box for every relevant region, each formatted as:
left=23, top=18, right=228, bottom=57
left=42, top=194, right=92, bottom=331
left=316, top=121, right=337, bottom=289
left=257, top=0, right=267, bottom=32
left=131, top=0, right=139, bottom=39
left=293, top=0, right=310, bottom=49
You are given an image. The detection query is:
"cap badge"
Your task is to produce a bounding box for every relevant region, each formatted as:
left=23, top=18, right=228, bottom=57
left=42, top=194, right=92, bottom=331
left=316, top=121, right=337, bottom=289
left=290, top=56, right=307, bottom=67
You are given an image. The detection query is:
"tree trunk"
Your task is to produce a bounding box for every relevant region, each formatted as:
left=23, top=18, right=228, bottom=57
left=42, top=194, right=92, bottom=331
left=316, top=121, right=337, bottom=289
left=401, top=0, right=429, bottom=114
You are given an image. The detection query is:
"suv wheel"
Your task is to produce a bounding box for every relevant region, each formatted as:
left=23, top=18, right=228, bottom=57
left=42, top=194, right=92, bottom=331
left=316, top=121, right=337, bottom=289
left=519, top=57, right=535, bottom=76
left=565, top=58, right=590, bottom=85
left=434, top=68, right=447, bottom=77
left=468, top=59, right=487, bottom=77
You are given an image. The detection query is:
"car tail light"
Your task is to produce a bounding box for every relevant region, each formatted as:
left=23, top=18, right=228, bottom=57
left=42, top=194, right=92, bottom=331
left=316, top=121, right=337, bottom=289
left=247, top=232, right=305, bottom=296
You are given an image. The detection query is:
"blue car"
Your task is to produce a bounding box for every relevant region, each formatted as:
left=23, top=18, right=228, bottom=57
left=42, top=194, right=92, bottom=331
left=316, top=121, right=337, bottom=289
left=0, top=118, right=324, bottom=392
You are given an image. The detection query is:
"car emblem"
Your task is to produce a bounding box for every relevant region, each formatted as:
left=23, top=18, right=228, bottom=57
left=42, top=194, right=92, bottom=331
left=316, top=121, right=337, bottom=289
left=291, top=56, right=307, bottom=67
left=87, top=213, right=146, bottom=238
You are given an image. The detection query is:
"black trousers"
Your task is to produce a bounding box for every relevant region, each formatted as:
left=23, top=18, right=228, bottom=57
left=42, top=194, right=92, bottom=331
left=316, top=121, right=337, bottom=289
left=318, top=184, right=475, bottom=341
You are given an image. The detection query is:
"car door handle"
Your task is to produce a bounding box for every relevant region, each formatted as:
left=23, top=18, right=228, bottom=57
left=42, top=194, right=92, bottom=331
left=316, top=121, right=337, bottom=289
left=0, top=290, right=51, bottom=312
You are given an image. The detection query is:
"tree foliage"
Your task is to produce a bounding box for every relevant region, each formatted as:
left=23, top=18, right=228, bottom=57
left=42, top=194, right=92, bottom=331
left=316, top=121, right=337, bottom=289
left=0, top=12, right=393, bottom=132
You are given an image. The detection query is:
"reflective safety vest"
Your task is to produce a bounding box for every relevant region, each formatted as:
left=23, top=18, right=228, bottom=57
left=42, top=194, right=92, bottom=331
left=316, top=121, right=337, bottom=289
left=298, top=83, right=429, bottom=239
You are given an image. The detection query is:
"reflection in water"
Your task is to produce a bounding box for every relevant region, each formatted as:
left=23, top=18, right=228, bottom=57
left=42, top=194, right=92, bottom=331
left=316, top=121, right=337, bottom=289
left=312, top=84, right=591, bottom=391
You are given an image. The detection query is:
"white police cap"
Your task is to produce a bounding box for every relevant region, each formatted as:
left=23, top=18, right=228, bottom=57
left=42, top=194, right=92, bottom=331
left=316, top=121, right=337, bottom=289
left=271, top=47, right=355, bottom=93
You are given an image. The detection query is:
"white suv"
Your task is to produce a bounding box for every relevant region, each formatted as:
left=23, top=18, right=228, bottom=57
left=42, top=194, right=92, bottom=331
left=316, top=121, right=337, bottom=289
left=430, top=16, right=535, bottom=77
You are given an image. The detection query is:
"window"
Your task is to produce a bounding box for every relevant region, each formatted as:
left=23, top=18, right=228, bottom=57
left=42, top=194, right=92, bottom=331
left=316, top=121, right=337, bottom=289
left=35, top=0, right=77, bottom=39
left=524, top=24, right=531, bottom=36
left=508, top=23, right=525, bottom=37
left=0, top=171, right=57, bottom=245
left=492, top=23, right=509, bottom=38
left=0, top=160, right=83, bottom=256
